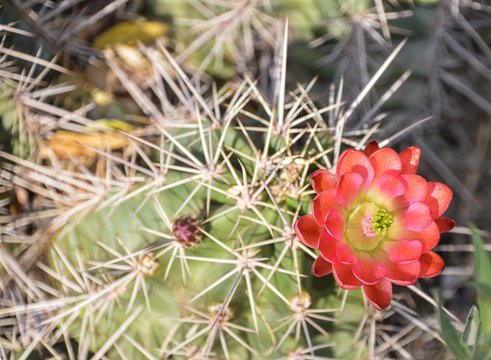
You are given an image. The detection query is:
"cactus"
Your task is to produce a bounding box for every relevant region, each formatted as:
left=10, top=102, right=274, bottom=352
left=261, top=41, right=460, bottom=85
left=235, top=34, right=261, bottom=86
left=0, top=23, right=432, bottom=360
left=142, top=0, right=398, bottom=78
left=1, top=22, right=400, bottom=356
left=41, top=51, right=370, bottom=358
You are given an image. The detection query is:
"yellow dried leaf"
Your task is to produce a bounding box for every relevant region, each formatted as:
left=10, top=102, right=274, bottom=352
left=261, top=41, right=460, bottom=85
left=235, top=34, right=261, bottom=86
left=93, top=21, right=167, bottom=49
left=40, top=130, right=129, bottom=159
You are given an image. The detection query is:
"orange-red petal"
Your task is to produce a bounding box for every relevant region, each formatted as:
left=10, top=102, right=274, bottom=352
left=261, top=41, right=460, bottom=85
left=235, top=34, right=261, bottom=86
left=424, top=182, right=453, bottom=218
left=294, top=214, right=323, bottom=248
left=364, top=141, right=380, bottom=157
left=312, top=189, right=341, bottom=226
left=333, top=263, right=362, bottom=289
left=310, top=169, right=336, bottom=194
left=336, top=242, right=356, bottom=264
left=318, top=230, right=341, bottom=264
left=419, top=251, right=444, bottom=278
left=312, top=256, right=333, bottom=277
left=369, top=148, right=402, bottom=178
left=378, top=174, right=406, bottom=198
left=399, top=174, right=428, bottom=205
left=396, top=221, right=440, bottom=252
left=363, top=279, right=392, bottom=310
left=401, top=202, right=432, bottom=232
left=324, top=209, right=345, bottom=241
left=435, top=217, right=455, bottom=233
left=384, top=260, right=421, bottom=285
left=352, top=255, right=386, bottom=285
left=384, top=239, right=423, bottom=264
left=399, top=146, right=421, bottom=175
left=336, top=172, right=364, bottom=208
left=336, top=149, right=374, bottom=186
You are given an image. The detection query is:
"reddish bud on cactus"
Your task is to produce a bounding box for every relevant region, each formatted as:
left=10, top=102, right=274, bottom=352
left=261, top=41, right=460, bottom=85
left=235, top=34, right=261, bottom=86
left=172, top=216, right=201, bottom=247
left=295, top=142, right=454, bottom=310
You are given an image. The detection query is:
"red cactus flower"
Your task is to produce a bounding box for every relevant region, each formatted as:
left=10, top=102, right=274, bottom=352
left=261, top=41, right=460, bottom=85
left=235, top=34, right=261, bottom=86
left=295, top=142, right=454, bottom=310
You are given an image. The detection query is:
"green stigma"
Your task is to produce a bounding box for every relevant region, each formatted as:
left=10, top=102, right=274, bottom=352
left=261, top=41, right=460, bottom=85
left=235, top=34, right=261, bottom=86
left=371, top=209, right=393, bottom=235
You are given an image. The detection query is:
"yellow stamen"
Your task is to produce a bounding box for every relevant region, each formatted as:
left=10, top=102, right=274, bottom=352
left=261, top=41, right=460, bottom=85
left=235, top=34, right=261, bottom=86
left=371, top=209, right=393, bottom=235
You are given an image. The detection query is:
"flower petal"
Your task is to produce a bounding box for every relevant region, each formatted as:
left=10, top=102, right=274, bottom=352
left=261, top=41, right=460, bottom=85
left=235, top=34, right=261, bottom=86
left=312, top=189, right=341, bottom=226
left=401, top=202, right=432, bottom=232
left=336, top=172, right=364, bottom=208
left=311, top=169, right=336, bottom=194
left=384, top=239, right=423, bottom=263
left=399, top=146, right=421, bottom=175
left=395, top=221, right=440, bottom=252
left=384, top=260, right=421, bottom=285
left=419, top=221, right=441, bottom=252
left=424, top=182, right=453, bottom=218
left=336, top=242, right=356, bottom=264
left=364, top=141, right=380, bottom=157
left=369, top=148, right=402, bottom=178
left=351, top=255, right=386, bottom=285
left=435, top=217, right=455, bottom=233
left=399, top=174, right=428, bottom=206
left=419, top=251, right=444, bottom=278
left=336, top=149, right=374, bottom=186
left=333, top=263, right=362, bottom=289
left=312, top=256, right=333, bottom=277
left=325, top=209, right=345, bottom=240
left=378, top=174, right=406, bottom=198
left=294, top=214, right=323, bottom=248
left=363, top=279, right=392, bottom=310
left=318, top=230, right=340, bottom=264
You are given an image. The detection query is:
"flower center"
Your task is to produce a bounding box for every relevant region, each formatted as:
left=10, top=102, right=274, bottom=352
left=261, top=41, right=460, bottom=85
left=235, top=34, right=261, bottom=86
left=346, top=202, right=389, bottom=252
left=371, top=209, right=393, bottom=235
left=362, top=215, right=377, bottom=238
